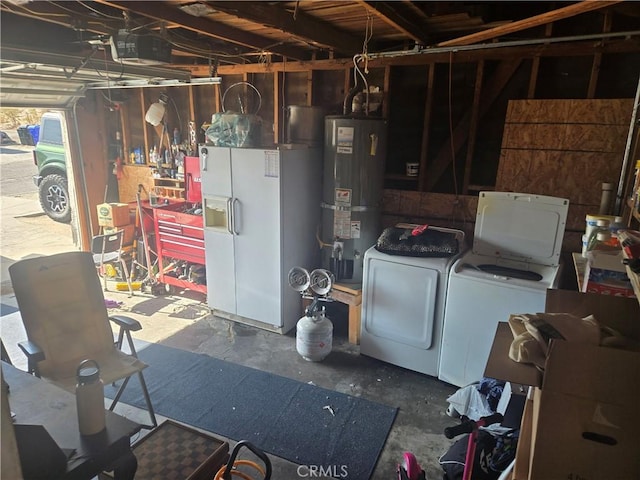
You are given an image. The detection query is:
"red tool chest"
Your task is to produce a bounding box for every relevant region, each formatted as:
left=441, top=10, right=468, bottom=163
left=153, top=203, right=206, bottom=294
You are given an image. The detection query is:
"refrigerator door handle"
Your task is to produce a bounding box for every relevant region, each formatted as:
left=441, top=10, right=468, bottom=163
left=231, top=198, right=240, bottom=235
left=200, top=147, right=208, bottom=171
left=226, top=197, right=233, bottom=234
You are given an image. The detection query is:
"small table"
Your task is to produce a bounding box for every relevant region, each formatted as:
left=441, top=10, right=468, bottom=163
left=2, top=362, right=142, bottom=480
left=303, top=283, right=363, bottom=345
left=331, top=283, right=363, bottom=345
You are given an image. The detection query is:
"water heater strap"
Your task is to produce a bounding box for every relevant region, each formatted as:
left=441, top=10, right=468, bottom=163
left=321, top=202, right=375, bottom=212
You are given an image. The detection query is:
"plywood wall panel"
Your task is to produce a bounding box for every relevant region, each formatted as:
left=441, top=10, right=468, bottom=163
left=501, top=124, right=566, bottom=149
left=117, top=165, right=154, bottom=204
left=496, top=150, right=622, bottom=206
left=565, top=124, right=628, bottom=152
left=507, top=99, right=633, bottom=124
left=566, top=99, right=633, bottom=125
left=497, top=99, right=633, bottom=227
left=506, top=99, right=570, bottom=124
left=501, top=124, right=628, bottom=151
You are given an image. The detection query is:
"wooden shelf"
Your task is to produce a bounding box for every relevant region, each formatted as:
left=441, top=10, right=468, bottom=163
left=385, top=174, right=418, bottom=181
left=153, top=177, right=185, bottom=200
left=154, top=177, right=184, bottom=185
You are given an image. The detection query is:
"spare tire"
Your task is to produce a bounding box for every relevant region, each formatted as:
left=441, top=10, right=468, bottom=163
left=38, top=173, right=71, bottom=223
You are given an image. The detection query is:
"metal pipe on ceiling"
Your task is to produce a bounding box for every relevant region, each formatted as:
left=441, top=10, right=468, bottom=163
left=365, top=30, right=640, bottom=60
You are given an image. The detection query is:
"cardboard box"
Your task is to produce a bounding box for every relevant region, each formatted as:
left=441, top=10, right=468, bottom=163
left=512, top=389, right=534, bottom=480
left=97, top=203, right=130, bottom=227
left=582, top=251, right=635, bottom=298
left=485, top=289, right=640, bottom=480
left=103, top=224, right=135, bottom=246
left=530, top=342, right=639, bottom=480
left=129, top=420, right=229, bottom=480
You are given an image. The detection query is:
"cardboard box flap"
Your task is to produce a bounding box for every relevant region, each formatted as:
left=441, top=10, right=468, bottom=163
left=543, top=339, right=640, bottom=405
left=484, top=322, right=542, bottom=387
left=545, top=289, right=640, bottom=340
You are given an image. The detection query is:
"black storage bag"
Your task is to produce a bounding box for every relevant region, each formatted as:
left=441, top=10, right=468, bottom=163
left=375, top=226, right=459, bottom=257
left=439, top=430, right=498, bottom=480
left=439, top=428, right=519, bottom=480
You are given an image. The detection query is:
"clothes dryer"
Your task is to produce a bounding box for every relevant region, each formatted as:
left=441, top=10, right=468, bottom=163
left=360, top=227, right=465, bottom=377
left=439, top=192, right=569, bottom=387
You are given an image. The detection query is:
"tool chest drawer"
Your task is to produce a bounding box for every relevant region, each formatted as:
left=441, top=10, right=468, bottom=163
left=154, top=217, right=205, bottom=262
left=153, top=203, right=206, bottom=293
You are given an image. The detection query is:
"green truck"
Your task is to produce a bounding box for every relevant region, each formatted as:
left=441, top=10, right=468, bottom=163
left=32, top=112, right=71, bottom=223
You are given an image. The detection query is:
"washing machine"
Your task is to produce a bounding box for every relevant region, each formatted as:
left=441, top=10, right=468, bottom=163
left=360, top=227, right=465, bottom=377
left=438, top=192, right=569, bottom=387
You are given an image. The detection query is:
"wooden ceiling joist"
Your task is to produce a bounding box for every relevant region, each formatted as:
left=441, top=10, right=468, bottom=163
left=96, top=0, right=309, bottom=60
left=437, top=0, right=625, bottom=47
left=206, top=1, right=363, bottom=55
left=178, top=36, right=639, bottom=76
left=357, top=1, right=430, bottom=45
left=0, top=1, right=121, bottom=37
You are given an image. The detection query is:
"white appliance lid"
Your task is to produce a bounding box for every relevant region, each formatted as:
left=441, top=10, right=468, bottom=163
left=473, top=192, right=569, bottom=266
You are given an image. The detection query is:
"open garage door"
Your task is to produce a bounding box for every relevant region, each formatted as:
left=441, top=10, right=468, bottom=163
left=0, top=43, right=193, bottom=249
left=0, top=45, right=191, bottom=109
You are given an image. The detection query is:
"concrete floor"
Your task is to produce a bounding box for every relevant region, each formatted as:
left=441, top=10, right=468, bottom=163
left=0, top=139, right=457, bottom=479
left=1, top=283, right=458, bottom=480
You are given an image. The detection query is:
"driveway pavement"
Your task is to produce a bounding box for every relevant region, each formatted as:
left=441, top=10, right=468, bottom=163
left=0, top=141, right=76, bottom=294
left=1, top=132, right=207, bottom=364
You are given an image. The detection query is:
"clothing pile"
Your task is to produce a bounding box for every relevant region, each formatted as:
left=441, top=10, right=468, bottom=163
left=508, top=312, right=640, bottom=370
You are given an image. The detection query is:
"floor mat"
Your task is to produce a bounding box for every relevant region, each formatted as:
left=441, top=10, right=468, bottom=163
left=0, top=303, right=19, bottom=317
left=106, top=342, right=398, bottom=480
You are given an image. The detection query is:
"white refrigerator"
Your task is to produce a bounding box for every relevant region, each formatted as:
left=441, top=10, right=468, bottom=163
left=199, top=145, right=322, bottom=334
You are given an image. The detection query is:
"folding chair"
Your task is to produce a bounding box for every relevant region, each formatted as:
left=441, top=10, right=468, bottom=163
left=91, top=229, right=133, bottom=296
left=8, top=252, right=157, bottom=429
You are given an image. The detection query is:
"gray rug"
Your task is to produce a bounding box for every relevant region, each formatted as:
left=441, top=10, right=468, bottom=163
left=106, top=343, right=397, bottom=480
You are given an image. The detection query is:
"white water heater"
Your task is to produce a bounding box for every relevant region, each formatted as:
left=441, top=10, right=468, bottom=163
left=322, top=116, right=387, bottom=283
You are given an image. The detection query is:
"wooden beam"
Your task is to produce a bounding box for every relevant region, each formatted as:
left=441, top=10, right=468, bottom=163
left=140, top=90, right=150, bottom=155
left=418, top=64, right=435, bottom=192
left=176, top=37, right=640, bottom=77
left=344, top=68, right=353, bottom=115
left=0, top=3, right=229, bottom=62
left=528, top=23, right=554, bottom=98
left=273, top=71, right=281, bottom=144
left=437, top=1, right=624, bottom=47
left=588, top=11, right=612, bottom=98
left=426, top=59, right=522, bottom=191
left=357, top=1, right=430, bottom=45
left=0, top=2, right=121, bottom=35
left=119, top=105, right=131, bottom=164
left=463, top=60, right=484, bottom=194
left=207, top=1, right=363, bottom=55
left=96, top=1, right=309, bottom=60
left=382, top=65, right=392, bottom=119
left=307, top=70, right=313, bottom=106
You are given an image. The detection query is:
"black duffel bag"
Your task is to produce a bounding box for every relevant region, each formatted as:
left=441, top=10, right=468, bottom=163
left=375, top=225, right=459, bottom=257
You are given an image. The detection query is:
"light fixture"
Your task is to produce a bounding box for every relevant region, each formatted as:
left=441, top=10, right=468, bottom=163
left=189, top=77, right=222, bottom=85
left=145, top=93, right=168, bottom=126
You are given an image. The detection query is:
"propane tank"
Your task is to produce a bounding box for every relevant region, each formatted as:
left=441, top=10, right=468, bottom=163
left=296, top=307, right=333, bottom=362
left=76, top=359, right=106, bottom=436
